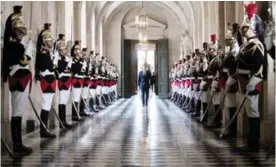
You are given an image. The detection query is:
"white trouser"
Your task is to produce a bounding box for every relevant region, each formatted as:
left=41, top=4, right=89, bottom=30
left=189, top=90, right=194, bottom=98
left=194, top=91, right=201, bottom=100
left=212, top=91, right=221, bottom=105
left=185, top=87, right=191, bottom=97
left=72, top=87, right=82, bottom=103
left=244, top=94, right=260, bottom=118
left=97, top=86, right=102, bottom=95
left=41, top=93, right=55, bottom=111
left=89, top=88, right=97, bottom=98
left=11, top=83, right=30, bottom=117
left=59, top=89, right=71, bottom=105
left=200, top=91, right=209, bottom=103
left=103, top=86, right=108, bottom=94
left=225, top=92, right=237, bottom=108
left=81, top=86, right=89, bottom=99
left=114, top=85, right=118, bottom=97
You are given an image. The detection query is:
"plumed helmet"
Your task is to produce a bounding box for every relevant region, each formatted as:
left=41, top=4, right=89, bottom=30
left=71, top=40, right=81, bottom=58
left=2, top=5, right=26, bottom=82
left=209, top=34, right=218, bottom=50
left=56, top=40, right=66, bottom=51
left=58, top=34, right=65, bottom=40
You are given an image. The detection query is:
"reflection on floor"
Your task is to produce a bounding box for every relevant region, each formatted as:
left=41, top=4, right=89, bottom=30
left=1, top=95, right=275, bottom=167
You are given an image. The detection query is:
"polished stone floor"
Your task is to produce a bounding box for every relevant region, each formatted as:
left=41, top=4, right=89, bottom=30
left=1, top=95, right=275, bottom=167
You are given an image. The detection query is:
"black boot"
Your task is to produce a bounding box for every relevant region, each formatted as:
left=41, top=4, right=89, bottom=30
left=173, top=93, right=179, bottom=102
left=101, top=95, right=108, bottom=106
left=229, top=107, right=237, bottom=134
left=96, top=95, right=104, bottom=109
left=188, top=98, right=195, bottom=113
left=72, top=102, right=84, bottom=121
left=59, top=105, right=73, bottom=129
left=40, top=110, right=56, bottom=138
left=79, top=99, right=90, bottom=117
left=183, top=98, right=191, bottom=111
left=89, top=98, right=99, bottom=113
left=201, top=103, right=208, bottom=122
left=176, top=94, right=182, bottom=105
left=192, top=100, right=201, bottom=117
left=11, top=117, right=33, bottom=155
left=248, top=117, right=260, bottom=152
left=210, top=105, right=222, bottom=128
left=104, top=94, right=110, bottom=104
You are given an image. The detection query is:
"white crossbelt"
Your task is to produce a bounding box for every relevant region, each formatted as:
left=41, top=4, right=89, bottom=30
left=207, top=75, right=213, bottom=79
left=59, top=72, right=71, bottom=78
left=73, top=74, right=84, bottom=78
left=237, top=69, right=251, bottom=74
left=223, top=68, right=229, bottom=73
left=198, top=77, right=203, bottom=80
left=9, top=64, right=30, bottom=76
left=40, top=69, right=55, bottom=77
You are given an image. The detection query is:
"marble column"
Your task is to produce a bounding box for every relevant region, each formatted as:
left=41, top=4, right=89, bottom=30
left=91, top=11, right=96, bottom=52
left=73, top=1, right=82, bottom=43
left=86, top=5, right=92, bottom=52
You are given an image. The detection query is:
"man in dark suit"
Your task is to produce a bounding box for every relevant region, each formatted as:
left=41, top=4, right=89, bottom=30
left=138, top=64, right=152, bottom=107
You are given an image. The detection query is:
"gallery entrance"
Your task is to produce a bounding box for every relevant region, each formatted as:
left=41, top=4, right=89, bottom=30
left=136, top=44, right=156, bottom=92
left=121, top=39, right=168, bottom=98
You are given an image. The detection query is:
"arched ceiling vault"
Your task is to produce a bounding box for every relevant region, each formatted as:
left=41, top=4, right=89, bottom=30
left=93, top=1, right=205, bottom=49
left=96, top=1, right=194, bottom=30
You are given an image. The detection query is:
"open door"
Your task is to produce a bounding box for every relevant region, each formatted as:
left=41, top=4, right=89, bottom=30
left=156, top=39, right=169, bottom=98
left=121, top=39, right=132, bottom=98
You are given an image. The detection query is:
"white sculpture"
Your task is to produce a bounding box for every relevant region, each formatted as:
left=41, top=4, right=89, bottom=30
left=180, top=30, right=193, bottom=57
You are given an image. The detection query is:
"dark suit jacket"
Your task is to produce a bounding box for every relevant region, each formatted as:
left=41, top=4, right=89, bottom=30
left=138, top=70, right=151, bottom=89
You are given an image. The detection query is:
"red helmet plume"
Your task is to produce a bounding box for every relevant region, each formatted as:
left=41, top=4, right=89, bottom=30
left=244, top=3, right=257, bottom=19
left=210, top=34, right=216, bottom=44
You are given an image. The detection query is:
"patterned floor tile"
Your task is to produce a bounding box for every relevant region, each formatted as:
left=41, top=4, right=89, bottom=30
left=1, top=96, right=275, bottom=167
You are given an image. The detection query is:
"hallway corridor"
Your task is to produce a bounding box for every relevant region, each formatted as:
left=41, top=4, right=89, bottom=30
left=1, top=96, right=275, bottom=167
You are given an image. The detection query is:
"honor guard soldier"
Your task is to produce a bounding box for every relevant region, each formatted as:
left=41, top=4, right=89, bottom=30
left=169, top=62, right=177, bottom=101
left=88, top=51, right=100, bottom=112
left=207, top=34, right=225, bottom=128
left=35, top=23, right=57, bottom=138
left=2, top=5, right=33, bottom=155
left=173, top=61, right=181, bottom=102
left=191, top=50, right=203, bottom=117
left=114, top=65, right=119, bottom=99
left=54, top=34, right=65, bottom=53
left=101, top=59, right=110, bottom=105
left=53, top=36, right=74, bottom=129
left=70, top=41, right=85, bottom=121
left=186, top=53, right=198, bottom=112
left=181, top=55, right=191, bottom=109
left=95, top=54, right=106, bottom=108
left=222, top=23, right=240, bottom=135
left=177, top=59, right=186, bottom=106
left=235, top=3, right=265, bottom=152
left=175, top=60, right=183, bottom=104
left=111, top=64, right=118, bottom=101
left=199, top=42, right=210, bottom=122
left=79, top=48, right=91, bottom=116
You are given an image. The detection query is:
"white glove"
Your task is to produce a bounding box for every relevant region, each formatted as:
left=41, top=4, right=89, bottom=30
left=226, top=77, right=237, bottom=86
left=246, top=76, right=263, bottom=92
left=211, top=87, right=216, bottom=92
left=193, top=83, right=198, bottom=90
left=246, top=84, right=255, bottom=92
left=225, top=84, right=230, bottom=93
left=200, top=81, right=207, bottom=90
left=211, top=80, right=219, bottom=89
left=24, top=39, right=33, bottom=59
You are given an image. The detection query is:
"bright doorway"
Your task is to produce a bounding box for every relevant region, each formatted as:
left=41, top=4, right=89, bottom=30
left=137, top=49, right=155, bottom=74
left=136, top=44, right=156, bottom=92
